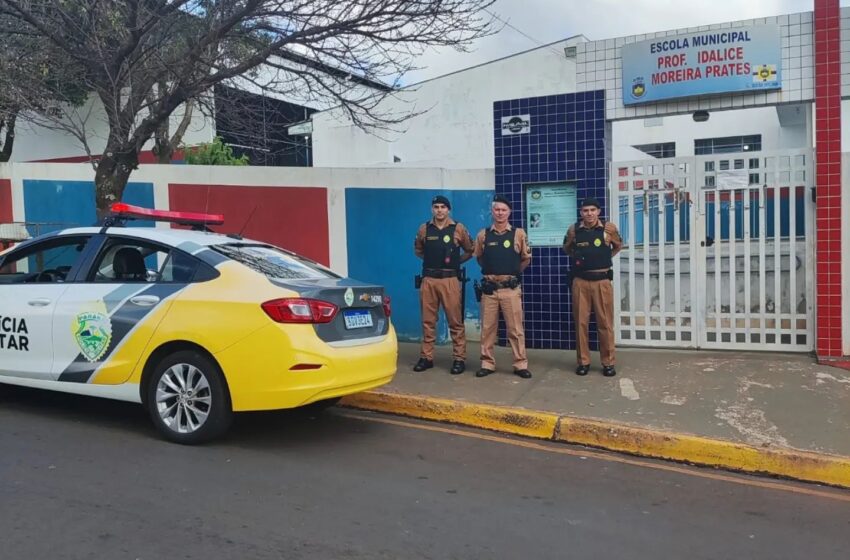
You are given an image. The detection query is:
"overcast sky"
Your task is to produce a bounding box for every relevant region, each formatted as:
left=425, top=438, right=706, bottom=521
left=404, top=0, right=845, bottom=83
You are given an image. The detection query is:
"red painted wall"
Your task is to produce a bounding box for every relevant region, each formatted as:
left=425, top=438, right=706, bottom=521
left=168, top=184, right=330, bottom=265
left=814, top=0, right=842, bottom=359
left=0, top=179, right=13, bottom=249
left=0, top=179, right=11, bottom=223
left=30, top=149, right=185, bottom=164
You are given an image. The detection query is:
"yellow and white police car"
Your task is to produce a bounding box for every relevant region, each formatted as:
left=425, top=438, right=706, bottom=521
left=0, top=203, right=397, bottom=443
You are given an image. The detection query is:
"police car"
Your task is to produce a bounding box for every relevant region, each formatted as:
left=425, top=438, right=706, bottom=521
left=0, top=203, right=397, bottom=444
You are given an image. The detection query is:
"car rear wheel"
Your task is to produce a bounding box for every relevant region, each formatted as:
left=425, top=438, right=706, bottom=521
left=145, top=350, right=232, bottom=444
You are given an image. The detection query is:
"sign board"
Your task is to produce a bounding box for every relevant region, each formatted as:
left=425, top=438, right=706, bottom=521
left=287, top=121, right=313, bottom=136
left=525, top=183, right=577, bottom=247
left=622, top=25, right=781, bottom=105
left=501, top=114, right=531, bottom=136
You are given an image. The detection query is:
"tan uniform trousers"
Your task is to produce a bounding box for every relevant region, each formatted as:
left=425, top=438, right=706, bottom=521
left=572, top=277, right=616, bottom=367
left=480, top=287, right=528, bottom=370
left=420, top=276, right=466, bottom=361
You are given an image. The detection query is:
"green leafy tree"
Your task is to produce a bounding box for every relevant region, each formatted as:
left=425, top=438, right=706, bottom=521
left=0, top=0, right=496, bottom=217
left=185, top=136, right=249, bottom=165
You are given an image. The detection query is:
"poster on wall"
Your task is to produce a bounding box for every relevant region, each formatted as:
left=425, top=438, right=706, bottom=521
left=621, top=25, right=781, bottom=105
left=525, top=183, right=577, bottom=247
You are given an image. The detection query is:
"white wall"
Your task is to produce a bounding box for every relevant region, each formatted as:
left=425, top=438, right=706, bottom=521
left=9, top=95, right=214, bottom=162
left=612, top=105, right=810, bottom=161
left=312, top=38, right=583, bottom=169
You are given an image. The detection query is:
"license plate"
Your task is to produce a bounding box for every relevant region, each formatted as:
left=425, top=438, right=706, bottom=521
left=343, top=309, right=373, bottom=329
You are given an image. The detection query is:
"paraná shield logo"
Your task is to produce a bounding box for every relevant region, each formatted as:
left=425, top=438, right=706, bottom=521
left=73, top=311, right=113, bottom=362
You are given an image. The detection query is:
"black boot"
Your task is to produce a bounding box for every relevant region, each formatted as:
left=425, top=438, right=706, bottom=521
left=602, top=365, right=617, bottom=377
left=450, top=360, right=465, bottom=375
left=475, top=368, right=495, bottom=378
left=575, top=364, right=590, bottom=376
left=513, top=369, right=532, bottom=379
left=413, top=358, right=434, bottom=372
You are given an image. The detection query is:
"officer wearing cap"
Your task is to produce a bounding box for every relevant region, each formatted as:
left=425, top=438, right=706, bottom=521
left=563, top=197, right=623, bottom=377
left=473, top=194, right=533, bottom=379
left=413, top=195, right=475, bottom=374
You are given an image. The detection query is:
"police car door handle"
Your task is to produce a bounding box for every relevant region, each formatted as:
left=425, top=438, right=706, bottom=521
left=27, top=298, right=52, bottom=307
left=130, top=295, right=160, bottom=307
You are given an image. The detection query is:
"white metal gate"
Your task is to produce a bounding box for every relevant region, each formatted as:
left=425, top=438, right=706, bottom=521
left=610, top=149, right=815, bottom=351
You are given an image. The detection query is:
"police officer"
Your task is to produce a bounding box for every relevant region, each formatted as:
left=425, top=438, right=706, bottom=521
left=473, top=195, right=532, bottom=379
left=563, top=197, right=623, bottom=377
left=413, top=195, right=474, bottom=374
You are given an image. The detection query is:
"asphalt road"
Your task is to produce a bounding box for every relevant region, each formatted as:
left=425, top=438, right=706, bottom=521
left=1, top=384, right=849, bottom=560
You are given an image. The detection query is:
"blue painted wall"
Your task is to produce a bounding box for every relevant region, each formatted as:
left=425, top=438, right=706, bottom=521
left=494, top=91, right=608, bottom=350
left=346, top=188, right=494, bottom=343
left=22, top=180, right=155, bottom=234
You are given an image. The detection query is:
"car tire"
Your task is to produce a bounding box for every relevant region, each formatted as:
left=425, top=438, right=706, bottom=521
left=145, top=350, right=232, bottom=444
left=302, top=397, right=342, bottom=414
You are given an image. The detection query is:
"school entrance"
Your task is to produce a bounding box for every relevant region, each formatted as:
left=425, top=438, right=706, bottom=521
left=610, top=148, right=815, bottom=351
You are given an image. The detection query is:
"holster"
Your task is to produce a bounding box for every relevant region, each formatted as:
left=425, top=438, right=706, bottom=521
left=473, top=280, right=483, bottom=302
left=415, top=274, right=422, bottom=289
left=480, top=277, right=520, bottom=295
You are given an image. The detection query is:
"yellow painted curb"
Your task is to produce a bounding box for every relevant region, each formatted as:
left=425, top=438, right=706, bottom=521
left=341, top=390, right=850, bottom=489
left=340, top=391, right=558, bottom=440
left=556, top=416, right=850, bottom=488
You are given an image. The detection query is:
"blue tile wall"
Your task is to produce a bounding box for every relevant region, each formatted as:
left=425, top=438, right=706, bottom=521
left=494, top=90, right=608, bottom=350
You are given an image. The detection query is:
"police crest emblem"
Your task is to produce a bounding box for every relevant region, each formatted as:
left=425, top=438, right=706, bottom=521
left=73, top=312, right=113, bottom=362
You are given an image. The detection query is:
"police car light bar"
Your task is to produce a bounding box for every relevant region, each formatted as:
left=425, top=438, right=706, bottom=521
left=110, top=203, right=224, bottom=226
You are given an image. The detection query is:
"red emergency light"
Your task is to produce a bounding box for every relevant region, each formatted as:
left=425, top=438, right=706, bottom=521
left=109, top=203, right=224, bottom=226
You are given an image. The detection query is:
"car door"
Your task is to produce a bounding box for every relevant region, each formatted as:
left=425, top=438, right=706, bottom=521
left=0, top=234, right=93, bottom=380
left=51, top=236, right=201, bottom=385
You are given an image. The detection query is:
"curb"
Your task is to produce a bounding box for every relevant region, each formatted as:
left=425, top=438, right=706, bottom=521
left=340, top=390, right=850, bottom=489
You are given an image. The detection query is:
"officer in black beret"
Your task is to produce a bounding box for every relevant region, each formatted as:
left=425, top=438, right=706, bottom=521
left=563, top=196, right=623, bottom=376
left=413, top=195, right=474, bottom=374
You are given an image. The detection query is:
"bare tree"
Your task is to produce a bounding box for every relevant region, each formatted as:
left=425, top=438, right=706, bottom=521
left=0, top=1, right=496, bottom=216
left=0, top=13, right=88, bottom=162
left=149, top=84, right=204, bottom=164
left=0, top=111, right=15, bottom=163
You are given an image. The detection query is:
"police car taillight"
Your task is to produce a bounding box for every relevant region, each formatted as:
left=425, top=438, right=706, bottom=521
left=382, top=295, right=392, bottom=318
left=262, top=298, right=338, bottom=324
left=109, top=202, right=224, bottom=226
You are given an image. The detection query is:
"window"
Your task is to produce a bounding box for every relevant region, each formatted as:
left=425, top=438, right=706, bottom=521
left=0, top=235, right=91, bottom=284
left=90, top=239, right=201, bottom=283
left=213, top=244, right=338, bottom=280
left=694, top=135, right=761, bottom=155
left=632, top=142, right=676, bottom=158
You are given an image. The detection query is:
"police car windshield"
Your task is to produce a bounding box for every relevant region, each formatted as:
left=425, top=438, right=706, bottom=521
left=213, top=244, right=338, bottom=280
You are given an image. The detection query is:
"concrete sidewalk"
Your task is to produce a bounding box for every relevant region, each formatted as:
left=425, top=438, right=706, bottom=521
left=341, top=341, right=850, bottom=487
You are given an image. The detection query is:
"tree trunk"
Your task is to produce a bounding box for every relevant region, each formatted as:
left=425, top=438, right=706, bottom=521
left=0, top=112, right=17, bottom=163
left=94, top=145, right=139, bottom=219
left=153, top=99, right=194, bottom=164
left=152, top=121, right=173, bottom=164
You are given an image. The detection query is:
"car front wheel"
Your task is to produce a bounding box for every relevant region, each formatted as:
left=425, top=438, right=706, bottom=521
left=145, top=350, right=232, bottom=444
